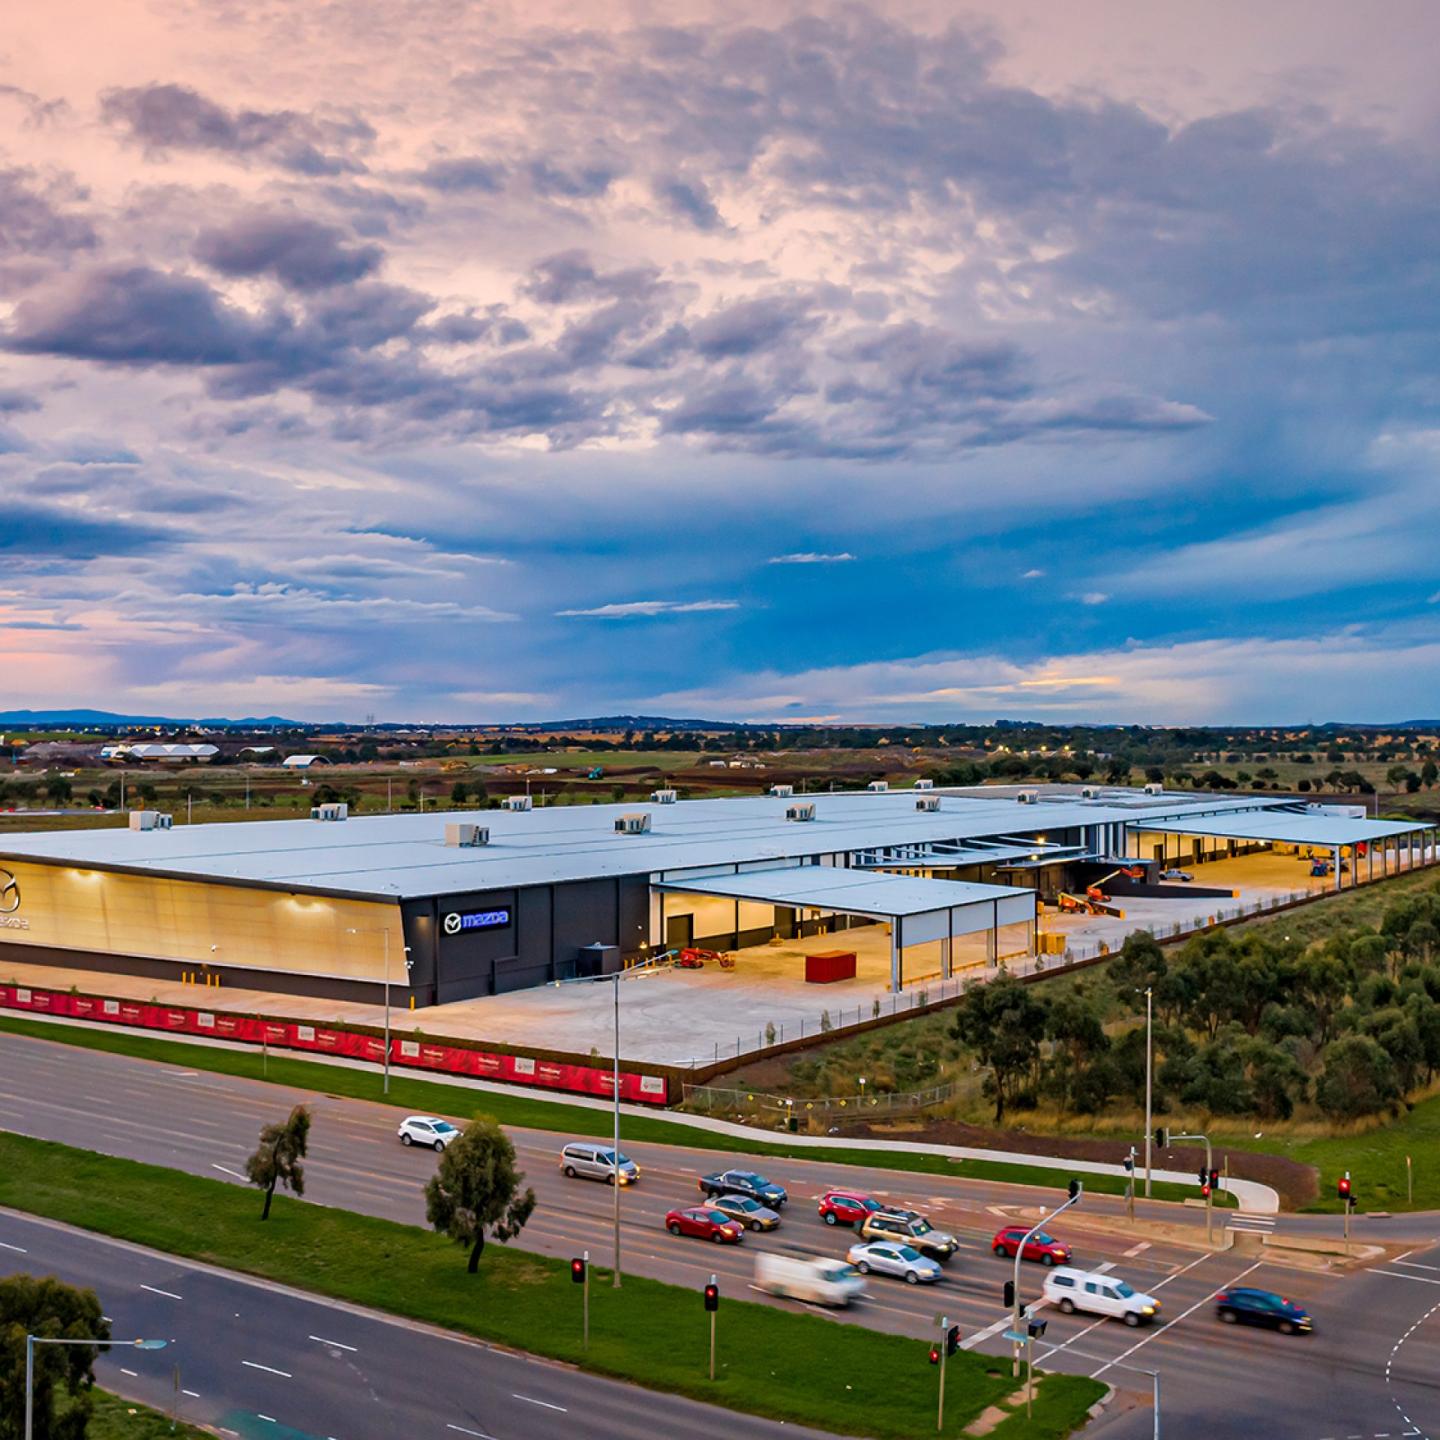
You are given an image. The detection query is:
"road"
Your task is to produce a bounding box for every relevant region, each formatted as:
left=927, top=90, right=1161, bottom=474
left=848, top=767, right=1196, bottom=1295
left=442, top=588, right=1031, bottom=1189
left=0, top=1208, right=834, bottom=1440
left=3, top=1028, right=1440, bottom=1437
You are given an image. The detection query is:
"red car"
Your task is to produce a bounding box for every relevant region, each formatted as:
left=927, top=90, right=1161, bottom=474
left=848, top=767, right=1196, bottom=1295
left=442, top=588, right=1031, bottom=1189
left=991, top=1226, right=1073, bottom=1266
left=666, top=1207, right=745, bottom=1244
left=818, top=1190, right=884, bottom=1227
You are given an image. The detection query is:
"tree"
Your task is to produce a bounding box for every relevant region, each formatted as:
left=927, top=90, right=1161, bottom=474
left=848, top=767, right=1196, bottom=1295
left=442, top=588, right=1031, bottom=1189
left=450, top=781, right=468, bottom=806
left=425, top=1116, right=537, bottom=1271
left=44, top=776, right=73, bottom=804
left=1314, top=1035, right=1400, bottom=1119
left=0, top=1273, right=108, bottom=1440
left=246, top=1105, right=310, bottom=1220
left=1422, top=758, right=1438, bottom=789
left=950, top=977, right=1047, bottom=1121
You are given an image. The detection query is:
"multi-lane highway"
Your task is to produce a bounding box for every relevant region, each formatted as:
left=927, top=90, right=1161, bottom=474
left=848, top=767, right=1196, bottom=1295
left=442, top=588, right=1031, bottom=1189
left=2, top=1026, right=1439, bottom=1438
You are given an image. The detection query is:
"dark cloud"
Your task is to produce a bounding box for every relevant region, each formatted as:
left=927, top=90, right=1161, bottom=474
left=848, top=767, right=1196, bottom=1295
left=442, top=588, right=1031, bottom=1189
left=653, top=176, right=723, bottom=230
left=521, top=250, right=662, bottom=305
left=194, top=212, right=383, bottom=291
left=690, top=296, right=817, bottom=358
left=101, top=83, right=373, bottom=175
left=0, top=169, right=95, bottom=258
left=416, top=157, right=507, bottom=193
left=0, top=388, right=41, bottom=414
left=0, top=503, right=167, bottom=558
left=527, top=160, right=616, bottom=199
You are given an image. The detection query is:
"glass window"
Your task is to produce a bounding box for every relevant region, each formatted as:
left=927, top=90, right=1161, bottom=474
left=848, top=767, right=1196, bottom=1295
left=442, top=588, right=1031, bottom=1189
left=1114, top=1282, right=1136, bottom=1298
left=895, top=1246, right=922, bottom=1262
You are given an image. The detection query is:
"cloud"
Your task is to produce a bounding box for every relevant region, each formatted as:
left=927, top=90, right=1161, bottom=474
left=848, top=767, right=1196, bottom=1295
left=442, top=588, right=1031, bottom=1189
left=1021, top=568, right=1045, bottom=579
left=0, top=389, right=41, bottom=414
left=768, top=552, right=856, bottom=564
left=556, top=599, right=741, bottom=618
left=1080, top=592, right=1109, bottom=605
left=415, top=157, right=507, bottom=193
left=194, top=212, right=383, bottom=291
left=0, top=168, right=95, bottom=258
left=100, top=82, right=373, bottom=175
left=0, top=504, right=167, bottom=559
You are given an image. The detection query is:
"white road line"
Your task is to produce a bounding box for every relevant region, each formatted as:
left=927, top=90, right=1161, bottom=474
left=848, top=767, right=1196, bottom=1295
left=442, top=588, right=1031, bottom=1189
left=1122, top=1242, right=1151, bottom=1258
left=308, top=1334, right=358, bottom=1352
left=182, top=1389, right=200, bottom=1398
left=1038, top=1252, right=1208, bottom=1363
left=512, top=1393, right=568, bottom=1412
left=1372, top=1270, right=1440, bottom=1286
left=0, top=1241, right=27, bottom=1253
left=1394, top=1260, right=1440, bottom=1273
left=258, top=1416, right=276, bottom=1424
left=140, top=1283, right=183, bottom=1300
left=120, top=1368, right=137, bottom=1377
left=1089, top=1260, right=1264, bottom=1378
left=211, top=1163, right=249, bottom=1181
left=242, top=1360, right=293, bottom=1378
left=446, top=1425, right=498, bottom=1438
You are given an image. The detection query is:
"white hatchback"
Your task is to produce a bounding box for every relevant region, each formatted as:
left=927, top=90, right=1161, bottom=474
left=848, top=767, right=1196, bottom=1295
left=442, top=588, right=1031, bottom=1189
left=1043, top=1267, right=1160, bottom=1326
left=397, top=1115, right=460, bottom=1151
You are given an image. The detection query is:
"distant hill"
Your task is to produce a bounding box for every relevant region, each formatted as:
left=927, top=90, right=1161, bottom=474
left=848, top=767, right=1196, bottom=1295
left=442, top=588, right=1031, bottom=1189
left=524, top=714, right=754, bottom=732
left=0, top=709, right=308, bottom=728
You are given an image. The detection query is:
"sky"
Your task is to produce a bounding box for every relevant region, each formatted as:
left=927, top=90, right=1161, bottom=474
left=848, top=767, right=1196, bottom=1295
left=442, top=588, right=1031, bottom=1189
left=3, top=0, right=1440, bottom=725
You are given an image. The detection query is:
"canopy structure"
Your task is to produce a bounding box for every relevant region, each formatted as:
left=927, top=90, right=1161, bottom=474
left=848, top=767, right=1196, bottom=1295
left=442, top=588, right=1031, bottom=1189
left=655, top=866, right=1036, bottom=990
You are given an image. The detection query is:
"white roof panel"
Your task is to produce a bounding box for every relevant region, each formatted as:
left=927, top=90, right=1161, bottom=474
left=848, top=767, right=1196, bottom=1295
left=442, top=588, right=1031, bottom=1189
left=1138, top=810, right=1427, bottom=848
left=656, top=867, right=1021, bottom=919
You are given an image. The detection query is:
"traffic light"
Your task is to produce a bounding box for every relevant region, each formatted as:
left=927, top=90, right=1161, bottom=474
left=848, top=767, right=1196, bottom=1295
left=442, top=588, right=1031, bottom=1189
left=1068, top=1178, right=1082, bottom=1200
left=1154, top=1126, right=1169, bottom=1149
left=1003, top=1280, right=1016, bottom=1309
left=704, top=1281, right=720, bottom=1313
left=1027, top=1317, right=1048, bottom=1339
left=928, top=1344, right=941, bottom=1364
left=1337, top=1173, right=1352, bottom=1203
left=1197, top=1167, right=1208, bottom=1188
left=1122, top=1154, right=1135, bottom=1174
left=1201, top=1183, right=1211, bottom=1199
left=1208, top=1168, right=1220, bottom=1191
left=946, top=1325, right=961, bottom=1356
left=570, top=1256, right=586, bottom=1285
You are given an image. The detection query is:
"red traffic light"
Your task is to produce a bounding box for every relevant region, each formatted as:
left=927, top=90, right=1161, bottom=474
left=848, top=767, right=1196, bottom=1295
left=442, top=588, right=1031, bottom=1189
left=703, top=1282, right=720, bottom=1313
left=929, top=1345, right=941, bottom=1365
left=1337, top=1175, right=1352, bottom=1200
left=570, top=1257, right=586, bottom=1284
left=1201, top=1184, right=1211, bottom=1199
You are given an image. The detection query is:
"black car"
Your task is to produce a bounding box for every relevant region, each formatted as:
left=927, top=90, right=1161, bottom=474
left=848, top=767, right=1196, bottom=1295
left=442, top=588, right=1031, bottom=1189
left=1215, top=1287, right=1312, bottom=1334
left=698, top=1169, right=788, bottom=1207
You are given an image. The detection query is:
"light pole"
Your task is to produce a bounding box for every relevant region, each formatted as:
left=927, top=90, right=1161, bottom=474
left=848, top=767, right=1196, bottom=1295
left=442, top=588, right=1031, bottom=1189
left=1170, top=1127, right=1214, bottom=1244
left=1010, top=1182, right=1082, bottom=1376
left=1143, top=986, right=1154, bottom=1199
left=347, top=924, right=412, bottom=1094
left=26, top=1336, right=166, bottom=1439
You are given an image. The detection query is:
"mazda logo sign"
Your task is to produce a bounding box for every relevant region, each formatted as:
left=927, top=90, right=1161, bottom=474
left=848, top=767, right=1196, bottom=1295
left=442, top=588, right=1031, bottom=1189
left=443, top=912, right=461, bottom=936
left=0, top=869, right=18, bottom=915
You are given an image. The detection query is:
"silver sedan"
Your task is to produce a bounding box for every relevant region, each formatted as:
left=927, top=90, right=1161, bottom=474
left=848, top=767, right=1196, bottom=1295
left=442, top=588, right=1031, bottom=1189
left=846, top=1241, right=943, bottom=1285
left=709, top=1193, right=781, bottom=1231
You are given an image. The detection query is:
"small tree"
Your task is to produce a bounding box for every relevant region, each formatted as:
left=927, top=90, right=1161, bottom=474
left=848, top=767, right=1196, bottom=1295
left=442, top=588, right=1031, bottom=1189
left=0, top=1273, right=109, bottom=1440
left=425, top=1116, right=536, bottom=1272
left=246, top=1104, right=310, bottom=1220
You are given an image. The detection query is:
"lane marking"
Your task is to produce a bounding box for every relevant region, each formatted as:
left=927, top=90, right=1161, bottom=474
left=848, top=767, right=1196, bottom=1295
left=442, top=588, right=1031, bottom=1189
left=446, top=1426, right=497, bottom=1438
left=1372, top=1270, right=1440, bottom=1287
left=308, top=1334, right=358, bottom=1352
left=140, top=1283, right=183, bottom=1300
left=0, top=1241, right=27, bottom=1253
left=1393, top=1260, right=1440, bottom=1273
left=242, top=1360, right=293, bottom=1378
left=120, top=1367, right=138, bottom=1377
left=512, top=1393, right=567, bottom=1412
left=182, top=1389, right=200, bottom=1398
left=1122, top=1242, right=1150, bottom=1258
left=211, top=1163, right=249, bottom=1181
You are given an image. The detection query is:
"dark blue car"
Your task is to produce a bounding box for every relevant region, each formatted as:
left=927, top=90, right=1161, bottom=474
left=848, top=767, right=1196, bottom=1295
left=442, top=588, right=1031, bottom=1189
left=699, top=1169, right=788, bottom=1207
left=1215, top=1287, right=1312, bottom=1334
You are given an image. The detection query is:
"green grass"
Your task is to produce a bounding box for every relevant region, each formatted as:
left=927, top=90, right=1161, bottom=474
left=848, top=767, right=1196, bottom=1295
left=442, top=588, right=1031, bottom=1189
left=0, top=1015, right=1220, bottom=1203
left=83, top=1389, right=215, bottom=1438
left=1, top=1131, right=1102, bottom=1438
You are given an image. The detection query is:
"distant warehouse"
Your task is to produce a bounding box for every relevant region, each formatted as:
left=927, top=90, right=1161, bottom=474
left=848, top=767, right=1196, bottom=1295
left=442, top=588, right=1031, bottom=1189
left=0, top=787, right=1429, bottom=1007
left=99, top=743, right=218, bottom=764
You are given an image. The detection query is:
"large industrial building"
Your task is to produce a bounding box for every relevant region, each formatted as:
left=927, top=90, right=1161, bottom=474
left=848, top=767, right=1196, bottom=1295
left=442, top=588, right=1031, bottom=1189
left=0, top=786, right=1431, bottom=1006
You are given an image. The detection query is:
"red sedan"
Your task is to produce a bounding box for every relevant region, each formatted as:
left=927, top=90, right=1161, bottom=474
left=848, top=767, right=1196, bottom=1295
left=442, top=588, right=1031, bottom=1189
left=991, top=1226, right=1073, bottom=1266
left=817, top=1190, right=884, bottom=1226
left=666, top=1207, right=745, bottom=1244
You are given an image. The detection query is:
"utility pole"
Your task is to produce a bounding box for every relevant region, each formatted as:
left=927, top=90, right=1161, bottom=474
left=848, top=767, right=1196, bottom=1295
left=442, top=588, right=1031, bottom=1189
left=1171, top=1129, right=1215, bottom=1245
left=935, top=1315, right=949, bottom=1433
left=1125, top=1145, right=1137, bottom=1222
left=1143, top=986, right=1154, bottom=1198
left=1010, top=1182, right=1082, bottom=1376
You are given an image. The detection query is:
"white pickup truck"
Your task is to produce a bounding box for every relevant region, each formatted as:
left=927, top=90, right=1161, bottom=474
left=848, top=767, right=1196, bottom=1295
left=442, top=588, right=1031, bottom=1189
left=754, top=1252, right=867, bottom=1307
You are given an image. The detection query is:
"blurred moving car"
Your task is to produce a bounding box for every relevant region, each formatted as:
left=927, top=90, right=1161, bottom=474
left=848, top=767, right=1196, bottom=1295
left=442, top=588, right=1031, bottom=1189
left=817, top=1190, right=882, bottom=1226
left=665, top=1207, right=745, bottom=1244
left=755, top=1253, right=867, bottom=1307
left=699, top=1169, right=788, bottom=1207
left=846, top=1241, right=942, bottom=1285
left=991, top=1226, right=1072, bottom=1266
left=1215, top=1287, right=1312, bottom=1334
left=709, top=1194, right=781, bottom=1231
left=397, top=1116, right=460, bottom=1150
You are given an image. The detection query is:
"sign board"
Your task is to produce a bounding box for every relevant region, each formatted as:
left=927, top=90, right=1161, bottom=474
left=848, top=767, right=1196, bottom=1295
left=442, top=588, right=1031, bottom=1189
left=442, top=907, right=511, bottom=936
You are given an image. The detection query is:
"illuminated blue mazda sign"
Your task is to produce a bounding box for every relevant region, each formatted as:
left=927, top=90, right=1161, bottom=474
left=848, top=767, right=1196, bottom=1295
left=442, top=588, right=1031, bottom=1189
left=442, top=908, right=511, bottom=936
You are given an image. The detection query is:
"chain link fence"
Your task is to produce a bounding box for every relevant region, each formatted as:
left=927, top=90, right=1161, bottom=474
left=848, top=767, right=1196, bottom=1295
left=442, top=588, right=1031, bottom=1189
left=682, top=1077, right=962, bottom=1123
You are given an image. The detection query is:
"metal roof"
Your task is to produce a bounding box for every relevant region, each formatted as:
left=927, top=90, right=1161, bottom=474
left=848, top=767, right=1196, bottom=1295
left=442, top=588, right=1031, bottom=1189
left=0, top=786, right=1325, bottom=902
left=1137, top=810, right=1429, bottom=848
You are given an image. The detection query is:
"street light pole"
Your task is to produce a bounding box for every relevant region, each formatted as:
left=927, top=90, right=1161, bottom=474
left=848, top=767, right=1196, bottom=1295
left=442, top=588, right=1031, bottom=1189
left=1143, top=986, right=1154, bottom=1199
left=1010, top=1184, right=1082, bottom=1376
left=26, top=1336, right=166, bottom=1440
left=347, top=924, right=410, bottom=1095
left=611, top=970, right=621, bottom=1288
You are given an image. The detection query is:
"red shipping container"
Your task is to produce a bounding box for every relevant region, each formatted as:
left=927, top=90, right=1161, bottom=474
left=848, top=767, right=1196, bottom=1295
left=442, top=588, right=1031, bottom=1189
left=805, top=950, right=856, bottom=984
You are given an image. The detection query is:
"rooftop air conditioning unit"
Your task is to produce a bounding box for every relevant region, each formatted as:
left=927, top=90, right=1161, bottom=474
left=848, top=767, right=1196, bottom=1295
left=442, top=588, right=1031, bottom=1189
left=445, top=823, right=490, bottom=847
left=504, top=795, right=533, bottom=812
left=914, top=779, right=934, bottom=791
left=128, top=810, right=173, bottom=831
left=311, top=802, right=348, bottom=821
left=1017, top=789, right=1039, bottom=804
left=614, top=812, right=652, bottom=835
left=650, top=788, right=677, bottom=804
left=770, top=784, right=794, bottom=798
left=1143, top=783, right=1164, bottom=796
left=867, top=780, right=889, bottom=792
left=1080, top=785, right=1100, bottom=800
left=916, top=794, right=941, bottom=812
left=786, top=801, right=816, bottom=822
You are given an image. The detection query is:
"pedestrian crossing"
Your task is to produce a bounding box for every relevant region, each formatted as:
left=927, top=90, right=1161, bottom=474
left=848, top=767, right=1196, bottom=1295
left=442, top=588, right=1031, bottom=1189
left=1228, top=1211, right=1277, bottom=1234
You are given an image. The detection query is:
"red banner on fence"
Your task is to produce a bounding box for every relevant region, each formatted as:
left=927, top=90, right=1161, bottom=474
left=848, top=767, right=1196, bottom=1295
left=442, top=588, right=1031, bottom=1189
left=0, top=984, right=670, bottom=1104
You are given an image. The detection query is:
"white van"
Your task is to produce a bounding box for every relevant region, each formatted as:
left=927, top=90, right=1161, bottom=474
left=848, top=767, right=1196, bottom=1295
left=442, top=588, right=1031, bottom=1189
left=1043, top=1267, right=1160, bottom=1327
left=754, top=1252, right=867, bottom=1308
left=559, top=1142, right=640, bottom=1185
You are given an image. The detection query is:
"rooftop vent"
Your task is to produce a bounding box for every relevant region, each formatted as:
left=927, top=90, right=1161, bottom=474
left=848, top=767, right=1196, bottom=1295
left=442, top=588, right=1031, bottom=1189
left=504, top=795, right=533, bottom=812
left=614, top=812, right=652, bottom=835
left=128, top=810, right=173, bottom=831
left=1080, top=785, right=1100, bottom=800
left=769, top=783, right=794, bottom=798
left=650, top=788, right=678, bottom=804
left=445, top=823, right=490, bottom=847
left=916, top=794, right=941, bottom=812
left=786, top=801, right=817, bottom=822
left=1143, top=783, right=1164, bottom=796
left=914, top=778, right=934, bottom=791
left=311, top=802, right=348, bottom=822
left=1017, top=789, right=1039, bottom=804
left=866, top=780, right=889, bottom=792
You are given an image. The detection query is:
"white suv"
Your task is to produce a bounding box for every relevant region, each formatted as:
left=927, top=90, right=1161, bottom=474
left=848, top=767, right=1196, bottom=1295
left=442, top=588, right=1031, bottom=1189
left=397, top=1116, right=460, bottom=1151
left=1043, top=1267, right=1159, bottom=1326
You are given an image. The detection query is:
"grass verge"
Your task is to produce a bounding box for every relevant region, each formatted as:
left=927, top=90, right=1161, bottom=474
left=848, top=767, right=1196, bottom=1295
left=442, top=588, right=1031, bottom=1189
left=0, top=1014, right=1217, bottom=1205
left=2, top=1131, right=1102, bottom=1438
left=64, top=1389, right=214, bottom=1438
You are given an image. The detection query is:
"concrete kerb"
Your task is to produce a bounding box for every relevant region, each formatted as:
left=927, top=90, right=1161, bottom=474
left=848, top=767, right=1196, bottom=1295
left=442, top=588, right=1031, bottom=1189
left=2, top=1008, right=1283, bottom=1212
